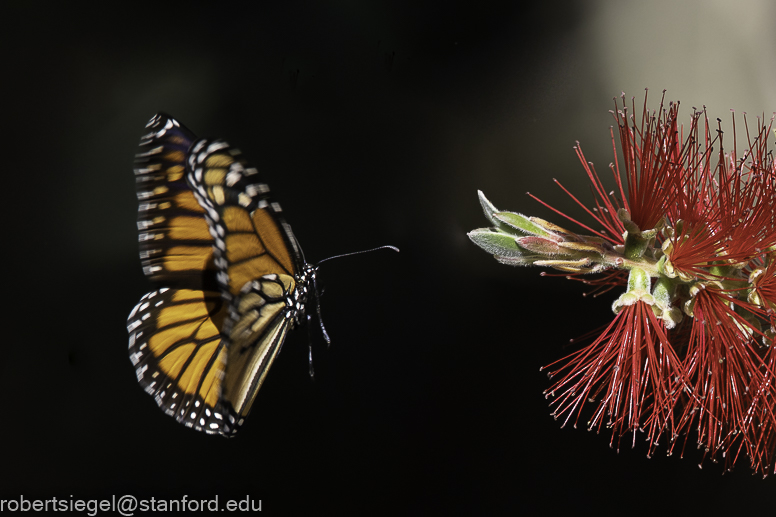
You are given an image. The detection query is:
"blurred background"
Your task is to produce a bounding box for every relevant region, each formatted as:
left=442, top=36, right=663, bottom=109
left=2, top=1, right=774, bottom=514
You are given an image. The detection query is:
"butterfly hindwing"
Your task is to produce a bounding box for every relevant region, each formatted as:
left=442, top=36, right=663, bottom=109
left=127, top=287, right=236, bottom=434
left=221, top=276, right=295, bottom=425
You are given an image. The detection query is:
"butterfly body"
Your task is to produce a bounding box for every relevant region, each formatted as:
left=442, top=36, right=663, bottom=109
left=127, top=114, right=315, bottom=437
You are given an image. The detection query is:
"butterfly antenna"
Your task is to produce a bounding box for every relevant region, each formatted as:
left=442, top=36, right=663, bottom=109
left=316, top=245, right=399, bottom=266
left=313, top=244, right=397, bottom=349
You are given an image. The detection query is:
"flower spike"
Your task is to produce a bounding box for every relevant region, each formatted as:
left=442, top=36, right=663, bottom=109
left=470, top=91, right=776, bottom=476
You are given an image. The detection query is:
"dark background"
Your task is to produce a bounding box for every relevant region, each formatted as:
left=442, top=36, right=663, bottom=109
left=2, top=1, right=774, bottom=514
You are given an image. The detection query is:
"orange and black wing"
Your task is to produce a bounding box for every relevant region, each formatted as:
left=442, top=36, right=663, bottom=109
left=128, top=114, right=235, bottom=435
left=127, top=287, right=236, bottom=434
left=186, top=138, right=308, bottom=433
left=133, top=113, right=216, bottom=287
left=186, top=138, right=303, bottom=297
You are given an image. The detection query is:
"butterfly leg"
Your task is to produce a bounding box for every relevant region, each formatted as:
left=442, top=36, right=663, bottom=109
left=306, top=313, right=315, bottom=379
left=312, top=275, right=332, bottom=347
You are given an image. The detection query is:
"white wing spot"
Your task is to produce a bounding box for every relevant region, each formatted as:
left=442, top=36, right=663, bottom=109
left=226, top=170, right=242, bottom=187
left=206, top=141, right=230, bottom=154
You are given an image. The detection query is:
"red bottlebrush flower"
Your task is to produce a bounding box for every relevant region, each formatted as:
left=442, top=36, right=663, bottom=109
left=740, top=344, right=776, bottom=475
left=672, top=288, right=771, bottom=472
left=470, top=89, right=776, bottom=476
left=756, top=346, right=776, bottom=476
left=662, top=112, right=776, bottom=276
left=542, top=301, right=686, bottom=457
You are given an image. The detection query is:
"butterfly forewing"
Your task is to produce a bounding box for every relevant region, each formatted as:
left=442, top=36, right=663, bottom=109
left=185, top=138, right=309, bottom=432
left=134, top=114, right=216, bottom=287
left=186, top=139, right=301, bottom=294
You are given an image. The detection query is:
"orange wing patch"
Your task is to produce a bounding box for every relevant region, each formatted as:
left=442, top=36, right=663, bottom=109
left=251, top=209, right=295, bottom=274
left=128, top=288, right=226, bottom=413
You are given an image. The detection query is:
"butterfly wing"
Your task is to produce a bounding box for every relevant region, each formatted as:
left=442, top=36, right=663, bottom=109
left=128, top=114, right=234, bottom=435
left=127, top=288, right=234, bottom=434
left=133, top=113, right=217, bottom=286
left=186, top=138, right=308, bottom=433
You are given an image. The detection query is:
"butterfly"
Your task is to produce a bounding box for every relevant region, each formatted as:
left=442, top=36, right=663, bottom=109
left=127, top=113, right=320, bottom=437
